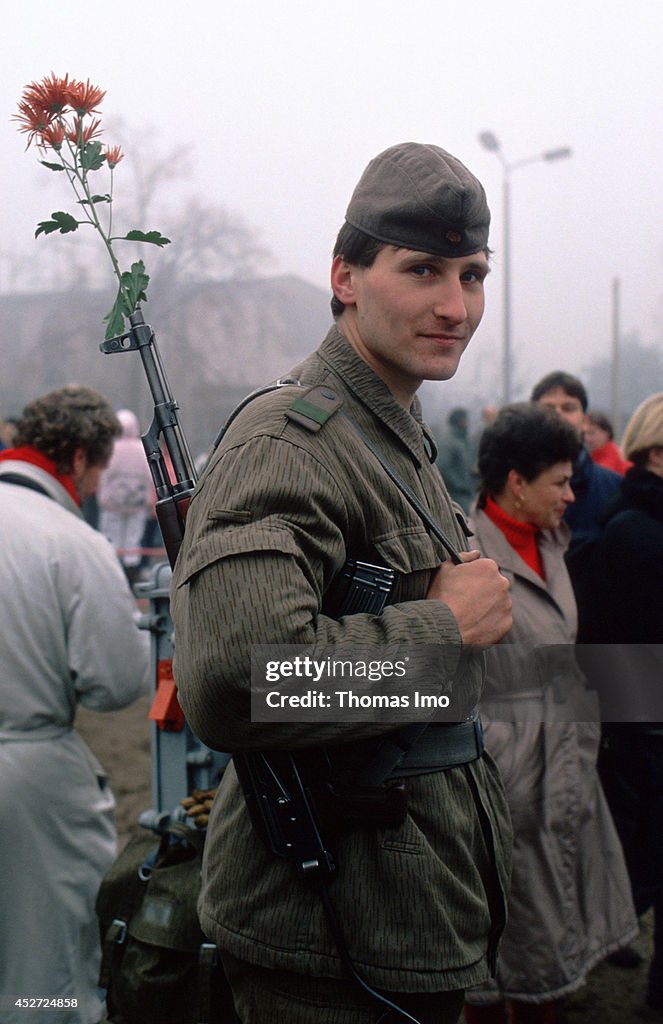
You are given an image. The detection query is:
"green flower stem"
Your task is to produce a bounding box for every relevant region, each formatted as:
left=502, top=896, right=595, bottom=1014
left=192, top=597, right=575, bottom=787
left=57, top=115, right=130, bottom=312
left=107, top=167, right=115, bottom=240
left=24, top=91, right=168, bottom=337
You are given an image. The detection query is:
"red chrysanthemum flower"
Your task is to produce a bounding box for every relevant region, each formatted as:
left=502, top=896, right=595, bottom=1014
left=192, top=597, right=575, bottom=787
left=66, top=116, right=103, bottom=145
left=16, top=71, right=171, bottom=339
left=104, top=145, right=124, bottom=170
left=22, top=72, right=71, bottom=115
left=65, top=78, right=106, bottom=115
left=13, top=100, right=55, bottom=147
left=39, top=122, right=67, bottom=151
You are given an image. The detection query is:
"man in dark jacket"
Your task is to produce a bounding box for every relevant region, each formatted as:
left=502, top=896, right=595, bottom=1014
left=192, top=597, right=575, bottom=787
left=530, top=371, right=620, bottom=642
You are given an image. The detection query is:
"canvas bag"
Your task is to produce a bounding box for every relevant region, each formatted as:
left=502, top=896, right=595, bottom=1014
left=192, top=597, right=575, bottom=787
left=96, top=822, right=237, bottom=1023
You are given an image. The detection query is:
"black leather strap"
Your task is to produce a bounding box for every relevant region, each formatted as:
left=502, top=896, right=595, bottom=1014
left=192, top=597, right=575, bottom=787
left=0, top=472, right=51, bottom=498
left=342, top=414, right=463, bottom=565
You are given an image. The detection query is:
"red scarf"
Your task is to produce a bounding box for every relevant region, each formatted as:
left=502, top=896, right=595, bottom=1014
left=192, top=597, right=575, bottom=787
left=0, top=446, right=80, bottom=506
left=484, top=495, right=544, bottom=578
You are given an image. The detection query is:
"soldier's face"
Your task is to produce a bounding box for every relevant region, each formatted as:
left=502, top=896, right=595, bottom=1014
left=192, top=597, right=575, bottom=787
left=332, top=245, right=489, bottom=408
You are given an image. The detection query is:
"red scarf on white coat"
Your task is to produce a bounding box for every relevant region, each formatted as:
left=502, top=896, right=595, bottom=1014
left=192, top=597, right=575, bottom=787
left=0, top=445, right=80, bottom=506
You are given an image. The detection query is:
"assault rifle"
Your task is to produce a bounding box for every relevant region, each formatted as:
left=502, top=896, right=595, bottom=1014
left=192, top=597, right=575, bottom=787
left=101, top=308, right=233, bottom=825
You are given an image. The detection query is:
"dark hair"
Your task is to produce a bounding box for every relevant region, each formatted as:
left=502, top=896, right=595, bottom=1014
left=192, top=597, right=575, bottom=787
left=15, top=385, right=121, bottom=474
left=330, top=222, right=387, bottom=317
left=530, top=371, right=588, bottom=412
left=477, top=402, right=581, bottom=507
left=586, top=409, right=613, bottom=438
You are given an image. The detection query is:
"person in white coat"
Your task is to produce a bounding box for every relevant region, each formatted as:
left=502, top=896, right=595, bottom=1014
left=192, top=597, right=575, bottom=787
left=0, top=385, right=150, bottom=1024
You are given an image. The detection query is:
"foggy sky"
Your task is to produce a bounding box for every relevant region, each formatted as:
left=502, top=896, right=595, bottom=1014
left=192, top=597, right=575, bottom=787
left=2, top=0, right=662, bottom=403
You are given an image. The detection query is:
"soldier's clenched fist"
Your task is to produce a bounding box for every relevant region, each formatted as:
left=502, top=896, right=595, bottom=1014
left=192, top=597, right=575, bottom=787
left=427, top=550, right=512, bottom=646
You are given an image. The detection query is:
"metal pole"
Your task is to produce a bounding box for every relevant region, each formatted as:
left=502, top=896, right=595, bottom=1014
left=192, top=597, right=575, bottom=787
left=611, top=276, right=621, bottom=436
left=478, top=134, right=571, bottom=408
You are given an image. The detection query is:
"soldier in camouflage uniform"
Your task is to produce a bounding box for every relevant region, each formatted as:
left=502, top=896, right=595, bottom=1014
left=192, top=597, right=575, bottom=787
left=171, top=143, right=513, bottom=1024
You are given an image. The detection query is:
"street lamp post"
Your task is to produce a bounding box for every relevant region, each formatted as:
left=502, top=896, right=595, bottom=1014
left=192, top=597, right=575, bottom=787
left=478, top=132, right=572, bottom=404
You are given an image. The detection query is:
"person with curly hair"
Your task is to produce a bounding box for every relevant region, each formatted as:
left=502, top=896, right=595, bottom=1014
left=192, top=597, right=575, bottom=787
left=463, top=403, right=636, bottom=1024
left=0, top=385, right=150, bottom=1024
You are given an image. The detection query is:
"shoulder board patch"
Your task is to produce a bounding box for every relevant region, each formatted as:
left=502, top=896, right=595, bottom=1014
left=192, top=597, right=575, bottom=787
left=286, top=385, right=344, bottom=432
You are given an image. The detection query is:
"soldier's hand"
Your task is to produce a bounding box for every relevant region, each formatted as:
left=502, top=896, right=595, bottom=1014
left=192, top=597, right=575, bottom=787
left=426, top=551, right=512, bottom=646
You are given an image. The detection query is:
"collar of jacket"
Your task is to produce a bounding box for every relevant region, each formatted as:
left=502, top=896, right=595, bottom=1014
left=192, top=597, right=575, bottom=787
left=614, top=466, right=663, bottom=524
left=571, top=445, right=592, bottom=488
left=483, top=495, right=544, bottom=578
left=316, top=325, right=434, bottom=468
left=0, top=445, right=80, bottom=505
left=472, top=506, right=571, bottom=608
left=0, top=455, right=81, bottom=516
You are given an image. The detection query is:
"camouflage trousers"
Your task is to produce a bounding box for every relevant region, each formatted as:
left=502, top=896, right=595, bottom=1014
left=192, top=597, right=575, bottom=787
left=221, top=951, right=465, bottom=1024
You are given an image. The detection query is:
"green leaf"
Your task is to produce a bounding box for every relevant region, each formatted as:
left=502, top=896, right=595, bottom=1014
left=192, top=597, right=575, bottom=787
left=35, top=211, right=80, bottom=238
left=80, top=141, right=104, bottom=172
left=103, top=290, right=126, bottom=340
left=103, top=260, right=151, bottom=339
left=78, top=194, right=112, bottom=206
left=122, top=260, right=150, bottom=310
left=40, top=160, right=65, bottom=172
left=123, top=229, right=171, bottom=247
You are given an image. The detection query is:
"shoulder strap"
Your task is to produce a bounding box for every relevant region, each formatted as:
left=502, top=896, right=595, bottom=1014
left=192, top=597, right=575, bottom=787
left=212, top=378, right=301, bottom=451
left=0, top=472, right=51, bottom=498
left=342, top=415, right=462, bottom=565
left=282, top=384, right=462, bottom=564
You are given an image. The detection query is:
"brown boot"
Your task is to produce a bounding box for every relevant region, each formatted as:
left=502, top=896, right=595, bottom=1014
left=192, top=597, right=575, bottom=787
left=464, top=1002, right=508, bottom=1022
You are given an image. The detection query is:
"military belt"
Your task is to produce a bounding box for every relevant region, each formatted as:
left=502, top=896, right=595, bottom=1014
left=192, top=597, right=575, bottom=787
left=385, top=711, right=484, bottom=779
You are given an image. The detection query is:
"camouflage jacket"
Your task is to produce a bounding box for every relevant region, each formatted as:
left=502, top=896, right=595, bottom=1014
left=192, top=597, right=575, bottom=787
left=171, top=325, right=511, bottom=991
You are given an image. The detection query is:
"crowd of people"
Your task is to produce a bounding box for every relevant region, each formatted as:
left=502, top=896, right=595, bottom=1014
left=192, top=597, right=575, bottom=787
left=437, top=377, right=663, bottom=1021
left=1, top=139, right=662, bottom=1024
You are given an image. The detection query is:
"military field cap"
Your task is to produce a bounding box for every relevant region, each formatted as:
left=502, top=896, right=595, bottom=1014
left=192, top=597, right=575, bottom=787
left=345, top=142, right=490, bottom=257
left=621, top=392, right=663, bottom=459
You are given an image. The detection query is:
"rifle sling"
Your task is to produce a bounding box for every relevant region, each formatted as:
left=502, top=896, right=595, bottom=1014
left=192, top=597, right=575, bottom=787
left=0, top=473, right=51, bottom=498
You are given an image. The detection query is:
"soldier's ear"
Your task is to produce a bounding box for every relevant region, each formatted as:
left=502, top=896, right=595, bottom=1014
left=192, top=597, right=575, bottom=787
left=331, top=255, right=359, bottom=308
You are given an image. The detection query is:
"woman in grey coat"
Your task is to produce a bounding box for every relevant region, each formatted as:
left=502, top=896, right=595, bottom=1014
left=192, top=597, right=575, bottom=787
left=463, top=403, right=637, bottom=1024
